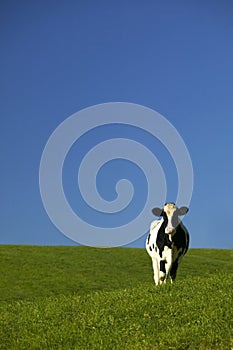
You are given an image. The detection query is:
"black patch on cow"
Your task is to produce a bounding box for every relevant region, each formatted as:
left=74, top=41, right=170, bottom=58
left=160, top=260, right=166, bottom=273
left=149, top=246, right=152, bottom=252
left=172, top=224, right=189, bottom=254
left=147, top=233, right=151, bottom=245
left=156, top=221, right=172, bottom=258
left=152, top=244, right=154, bottom=249
left=162, top=211, right=168, bottom=226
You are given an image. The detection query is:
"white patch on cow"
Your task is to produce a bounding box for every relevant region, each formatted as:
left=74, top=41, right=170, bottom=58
left=163, top=203, right=176, bottom=215
left=163, top=203, right=179, bottom=234
left=150, top=219, right=161, bottom=231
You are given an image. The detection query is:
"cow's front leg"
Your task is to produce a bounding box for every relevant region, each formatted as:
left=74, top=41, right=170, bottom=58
left=159, top=259, right=166, bottom=284
left=165, top=249, right=172, bottom=281
left=152, top=258, right=159, bottom=286
left=159, top=248, right=172, bottom=284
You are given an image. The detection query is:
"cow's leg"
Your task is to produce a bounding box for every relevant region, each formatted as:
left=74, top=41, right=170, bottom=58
left=170, top=251, right=184, bottom=283
left=159, top=249, right=172, bottom=284
left=170, top=259, right=179, bottom=283
left=165, top=250, right=172, bottom=282
left=159, top=260, right=166, bottom=284
left=152, top=258, right=159, bottom=286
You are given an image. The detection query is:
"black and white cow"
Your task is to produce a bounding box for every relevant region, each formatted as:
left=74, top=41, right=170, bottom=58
left=146, top=203, right=190, bottom=285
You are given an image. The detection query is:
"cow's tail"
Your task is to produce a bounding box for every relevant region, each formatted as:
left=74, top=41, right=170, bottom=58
left=184, top=231, right=190, bottom=255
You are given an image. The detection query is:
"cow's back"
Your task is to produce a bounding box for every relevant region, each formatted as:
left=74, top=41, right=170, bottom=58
left=146, top=219, right=162, bottom=258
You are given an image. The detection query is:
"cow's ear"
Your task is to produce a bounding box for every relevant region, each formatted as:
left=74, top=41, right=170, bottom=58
left=178, top=206, right=189, bottom=215
left=152, top=207, right=163, bottom=216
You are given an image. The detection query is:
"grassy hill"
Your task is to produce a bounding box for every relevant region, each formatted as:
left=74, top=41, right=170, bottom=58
left=0, top=245, right=232, bottom=350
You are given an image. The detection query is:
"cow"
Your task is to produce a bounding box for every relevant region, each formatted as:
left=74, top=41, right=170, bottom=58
left=146, top=202, right=190, bottom=285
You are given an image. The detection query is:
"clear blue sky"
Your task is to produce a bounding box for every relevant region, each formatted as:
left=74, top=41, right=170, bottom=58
left=1, top=0, right=232, bottom=248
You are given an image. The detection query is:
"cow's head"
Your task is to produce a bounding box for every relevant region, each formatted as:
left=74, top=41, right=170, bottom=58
left=152, top=202, right=189, bottom=234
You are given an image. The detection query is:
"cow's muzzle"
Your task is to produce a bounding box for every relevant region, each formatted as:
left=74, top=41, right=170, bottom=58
left=165, top=227, right=175, bottom=234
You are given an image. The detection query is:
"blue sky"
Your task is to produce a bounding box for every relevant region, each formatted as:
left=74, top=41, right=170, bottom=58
left=1, top=0, right=232, bottom=248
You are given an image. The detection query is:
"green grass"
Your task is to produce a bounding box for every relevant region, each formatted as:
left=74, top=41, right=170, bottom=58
left=0, top=246, right=232, bottom=349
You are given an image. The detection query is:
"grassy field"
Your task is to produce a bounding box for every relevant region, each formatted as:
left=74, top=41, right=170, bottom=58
left=0, top=246, right=232, bottom=350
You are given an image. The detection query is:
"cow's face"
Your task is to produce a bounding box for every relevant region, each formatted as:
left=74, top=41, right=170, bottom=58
left=152, top=203, right=189, bottom=234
